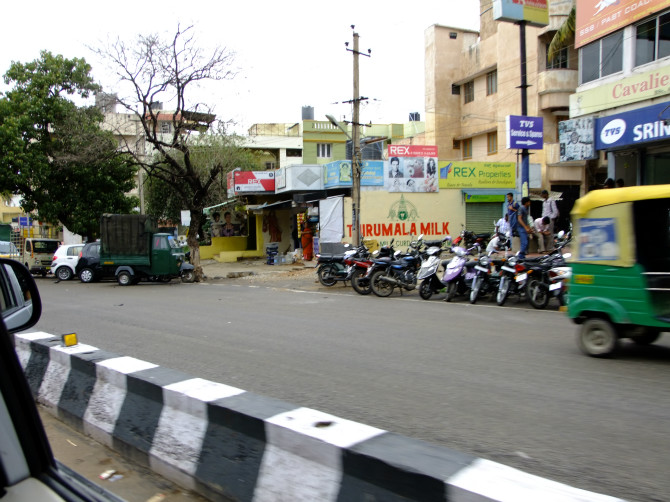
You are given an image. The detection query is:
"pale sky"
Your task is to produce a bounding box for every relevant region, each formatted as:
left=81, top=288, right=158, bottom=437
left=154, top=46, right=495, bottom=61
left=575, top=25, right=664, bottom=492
left=1, top=0, right=480, bottom=134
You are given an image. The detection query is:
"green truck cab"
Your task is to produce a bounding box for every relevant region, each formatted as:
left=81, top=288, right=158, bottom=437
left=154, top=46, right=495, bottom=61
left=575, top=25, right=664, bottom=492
left=99, top=214, right=194, bottom=286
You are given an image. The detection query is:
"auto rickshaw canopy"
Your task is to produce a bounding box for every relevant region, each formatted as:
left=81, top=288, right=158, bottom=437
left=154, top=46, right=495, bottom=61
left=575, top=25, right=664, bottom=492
left=570, top=184, right=670, bottom=268
left=571, top=184, right=670, bottom=218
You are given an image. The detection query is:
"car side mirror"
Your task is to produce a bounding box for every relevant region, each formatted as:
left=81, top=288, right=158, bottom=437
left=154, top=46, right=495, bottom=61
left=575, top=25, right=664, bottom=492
left=0, top=259, right=42, bottom=334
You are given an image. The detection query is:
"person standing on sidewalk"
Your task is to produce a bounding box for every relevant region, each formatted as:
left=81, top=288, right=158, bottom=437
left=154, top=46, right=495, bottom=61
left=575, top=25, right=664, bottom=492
left=517, top=197, right=532, bottom=259
left=506, top=193, right=519, bottom=250
left=541, top=189, right=559, bottom=235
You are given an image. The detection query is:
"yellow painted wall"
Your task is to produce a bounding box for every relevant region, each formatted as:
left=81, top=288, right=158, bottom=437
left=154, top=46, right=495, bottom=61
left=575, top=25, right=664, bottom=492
left=342, top=190, right=466, bottom=248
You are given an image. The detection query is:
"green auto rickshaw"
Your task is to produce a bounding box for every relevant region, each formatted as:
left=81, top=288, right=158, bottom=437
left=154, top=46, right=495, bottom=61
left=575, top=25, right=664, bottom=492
left=569, top=184, right=670, bottom=357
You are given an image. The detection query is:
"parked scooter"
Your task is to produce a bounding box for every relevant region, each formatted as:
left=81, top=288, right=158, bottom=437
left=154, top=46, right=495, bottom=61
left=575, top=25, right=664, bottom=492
left=370, top=236, right=424, bottom=297
left=316, top=243, right=368, bottom=287
left=441, top=243, right=480, bottom=302
left=417, top=236, right=452, bottom=300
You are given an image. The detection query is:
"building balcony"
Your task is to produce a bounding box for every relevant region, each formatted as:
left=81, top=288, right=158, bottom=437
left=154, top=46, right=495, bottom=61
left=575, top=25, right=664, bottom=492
left=537, top=69, right=578, bottom=111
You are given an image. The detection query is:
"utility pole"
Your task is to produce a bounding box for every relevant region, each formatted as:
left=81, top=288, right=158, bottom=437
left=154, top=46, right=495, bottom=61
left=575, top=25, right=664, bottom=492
left=346, top=26, right=370, bottom=247
left=351, top=30, right=362, bottom=247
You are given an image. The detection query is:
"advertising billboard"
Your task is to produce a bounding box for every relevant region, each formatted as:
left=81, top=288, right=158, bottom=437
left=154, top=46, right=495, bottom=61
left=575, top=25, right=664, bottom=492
left=575, top=0, right=669, bottom=48
left=385, top=145, right=439, bottom=193
left=233, top=171, right=276, bottom=194
left=438, top=161, right=516, bottom=189
left=559, top=118, right=596, bottom=162
left=323, top=160, right=385, bottom=188
left=492, top=0, right=549, bottom=27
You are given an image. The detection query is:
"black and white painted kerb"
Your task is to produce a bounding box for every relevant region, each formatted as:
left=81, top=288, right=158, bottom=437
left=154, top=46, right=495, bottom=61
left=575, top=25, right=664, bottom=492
left=15, top=332, right=626, bottom=502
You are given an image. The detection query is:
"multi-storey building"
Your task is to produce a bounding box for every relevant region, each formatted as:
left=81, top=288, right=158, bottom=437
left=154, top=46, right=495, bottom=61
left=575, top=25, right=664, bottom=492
left=569, top=0, right=670, bottom=187
left=424, top=0, right=582, bottom=225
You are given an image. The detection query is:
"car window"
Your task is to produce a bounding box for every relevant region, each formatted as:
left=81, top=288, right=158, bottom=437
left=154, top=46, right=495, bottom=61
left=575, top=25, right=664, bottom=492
left=34, top=241, right=59, bottom=253
left=68, top=246, right=83, bottom=257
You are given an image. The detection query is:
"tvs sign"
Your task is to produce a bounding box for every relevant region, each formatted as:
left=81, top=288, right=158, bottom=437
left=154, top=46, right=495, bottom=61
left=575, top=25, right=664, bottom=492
left=595, top=101, right=670, bottom=150
left=233, top=171, right=276, bottom=194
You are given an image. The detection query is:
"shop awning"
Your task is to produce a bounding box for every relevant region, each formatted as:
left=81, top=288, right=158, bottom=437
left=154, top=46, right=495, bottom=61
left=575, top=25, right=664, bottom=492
left=529, top=189, right=563, bottom=201
left=245, top=200, right=294, bottom=212
left=203, top=199, right=239, bottom=215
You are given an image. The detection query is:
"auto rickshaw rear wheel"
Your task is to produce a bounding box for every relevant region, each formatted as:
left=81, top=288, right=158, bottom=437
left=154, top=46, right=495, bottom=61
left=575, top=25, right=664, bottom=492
left=627, top=327, right=661, bottom=345
left=577, top=318, right=620, bottom=357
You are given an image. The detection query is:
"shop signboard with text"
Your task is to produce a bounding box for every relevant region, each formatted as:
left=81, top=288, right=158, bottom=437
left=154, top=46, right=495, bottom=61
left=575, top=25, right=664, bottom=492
left=438, top=161, right=515, bottom=189
left=385, top=145, right=439, bottom=193
left=345, top=192, right=462, bottom=246
left=575, top=0, right=668, bottom=48
left=570, top=67, right=670, bottom=117
left=233, top=171, right=276, bottom=194
left=595, top=101, right=670, bottom=150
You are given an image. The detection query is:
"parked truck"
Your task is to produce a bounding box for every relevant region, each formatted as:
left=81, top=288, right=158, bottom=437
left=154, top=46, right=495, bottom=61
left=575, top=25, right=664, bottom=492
left=100, top=214, right=195, bottom=286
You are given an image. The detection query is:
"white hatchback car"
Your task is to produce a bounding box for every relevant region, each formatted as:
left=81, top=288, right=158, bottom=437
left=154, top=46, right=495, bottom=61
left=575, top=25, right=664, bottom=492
left=51, top=243, right=84, bottom=281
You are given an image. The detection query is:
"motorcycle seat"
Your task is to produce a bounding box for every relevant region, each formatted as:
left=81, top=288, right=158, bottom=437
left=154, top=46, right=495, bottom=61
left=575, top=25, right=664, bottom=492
left=318, top=254, right=346, bottom=262
left=423, top=239, right=445, bottom=248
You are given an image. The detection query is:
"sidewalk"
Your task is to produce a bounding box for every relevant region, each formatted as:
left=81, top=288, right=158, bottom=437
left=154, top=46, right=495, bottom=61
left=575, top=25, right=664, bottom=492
left=200, top=257, right=317, bottom=281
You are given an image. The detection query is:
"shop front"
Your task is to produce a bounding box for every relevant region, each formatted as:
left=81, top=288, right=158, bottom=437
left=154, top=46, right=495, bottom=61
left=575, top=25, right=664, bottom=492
left=595, top=100, right=670, bottom=186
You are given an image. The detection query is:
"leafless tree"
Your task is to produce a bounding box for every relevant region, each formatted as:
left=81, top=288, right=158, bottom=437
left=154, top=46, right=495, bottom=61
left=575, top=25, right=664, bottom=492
left=93, top=25, right=238, bottom=280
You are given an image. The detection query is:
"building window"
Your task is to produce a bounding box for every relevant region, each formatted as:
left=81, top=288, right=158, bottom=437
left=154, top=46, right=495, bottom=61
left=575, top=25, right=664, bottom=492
left=265, top=162, right=276, bottom=169
left=463, top=81, right=474, bottom=103
left=452, top=84, right=460, bottom=95
left=453, top=139, right=461, bottom=150
left=463, top=138, right=473, bottom=159
left=317, top=143, right=332, bottom=158
left=487, top=132, right=497, bottom=154
left=546, top=43, right=568, bottom=69
left=580, top=30, right=623, bottom=84
left=161, top=122, right=171, bottom=134
left=286, top=149, right=302, bottom=157
left=486, top=71, right=497, bottom=95
left=635, top=11, right=670, bottom=67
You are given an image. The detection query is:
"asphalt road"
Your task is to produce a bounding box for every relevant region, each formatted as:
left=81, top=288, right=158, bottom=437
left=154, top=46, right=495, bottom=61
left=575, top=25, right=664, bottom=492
left=31, top=274, right=670, bottom=502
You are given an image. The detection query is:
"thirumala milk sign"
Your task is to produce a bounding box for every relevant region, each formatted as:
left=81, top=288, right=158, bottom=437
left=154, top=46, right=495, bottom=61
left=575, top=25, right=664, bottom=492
left=346, top=194, right=450, bottom=244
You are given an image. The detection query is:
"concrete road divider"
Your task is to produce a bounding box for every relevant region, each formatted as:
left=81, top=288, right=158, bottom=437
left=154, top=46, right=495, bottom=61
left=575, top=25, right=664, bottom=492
left=15, top=332, right=626, bottom=502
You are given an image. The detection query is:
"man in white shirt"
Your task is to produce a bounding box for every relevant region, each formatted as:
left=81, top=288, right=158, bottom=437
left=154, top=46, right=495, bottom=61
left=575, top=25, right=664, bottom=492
left=534, top=216, right=552, bottom=253
left=541, top=190, right=559, bottom=234
left=495, top=214, right=510, bottom=236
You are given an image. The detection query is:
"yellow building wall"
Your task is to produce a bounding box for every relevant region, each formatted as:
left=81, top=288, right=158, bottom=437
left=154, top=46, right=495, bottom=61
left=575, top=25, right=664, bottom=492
left=342, top=190, right=466, bottom=248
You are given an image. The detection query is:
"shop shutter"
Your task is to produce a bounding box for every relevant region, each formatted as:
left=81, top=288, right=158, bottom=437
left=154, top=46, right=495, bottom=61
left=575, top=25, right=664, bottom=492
left=465, top=202, right=502, bottom=234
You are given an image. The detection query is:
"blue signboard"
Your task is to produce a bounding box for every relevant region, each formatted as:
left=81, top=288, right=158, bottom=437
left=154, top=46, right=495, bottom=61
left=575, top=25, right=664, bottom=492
left=506, top=115, right=544, bottom=150
left=595, top=101, right=670, bottom=150
left=323, top=160, right=384, bottom=188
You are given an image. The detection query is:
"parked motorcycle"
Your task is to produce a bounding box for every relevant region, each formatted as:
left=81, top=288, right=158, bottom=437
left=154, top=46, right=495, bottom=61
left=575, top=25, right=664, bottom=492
left=496, top=254, right=529, bottom=306
left=417, top=236, right=452, bottom=300
left=316, top=243, right=368, bottom=287
left=441, top=244, right=480, bottom=302
left=370, top=236, right=424, bottom=297
left=350, top=241, right=397, bottom=295
left=524, top=231, right=572, bottom=309
left=453, top=225, right=491, bottom=249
